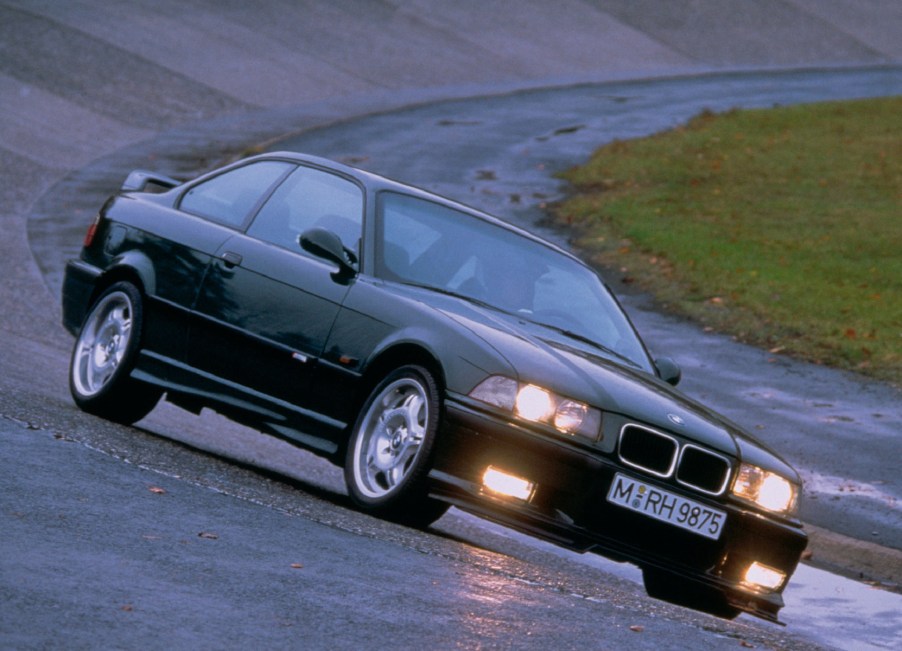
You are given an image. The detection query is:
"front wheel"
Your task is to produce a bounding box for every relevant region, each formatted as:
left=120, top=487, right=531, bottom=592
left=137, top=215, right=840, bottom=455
left=69, top=282, right=161, bottom=424
left=344, top=365, right=449, bottom=527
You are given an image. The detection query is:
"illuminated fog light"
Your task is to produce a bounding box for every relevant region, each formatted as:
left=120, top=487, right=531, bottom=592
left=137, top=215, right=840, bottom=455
left=743, top=562, right=785, bottom=591
left=516, top=385, right=555, bottom=422
left=482, top=466, right=535, bottom=501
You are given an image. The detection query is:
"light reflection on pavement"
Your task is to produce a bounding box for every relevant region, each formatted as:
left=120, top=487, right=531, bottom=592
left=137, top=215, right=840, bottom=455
left=451, top=510, right=902, bottom=651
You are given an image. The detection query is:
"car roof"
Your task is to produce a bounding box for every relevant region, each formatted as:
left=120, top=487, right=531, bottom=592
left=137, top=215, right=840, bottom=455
left=255, top=151, right=586, bottom=267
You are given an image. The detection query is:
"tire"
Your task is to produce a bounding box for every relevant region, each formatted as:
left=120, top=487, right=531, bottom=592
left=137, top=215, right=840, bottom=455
left=344, top=365, right=449, bottom=527
left=642, top=567, right=741, bottom=620
left=69, top=281, right=161, bottom=425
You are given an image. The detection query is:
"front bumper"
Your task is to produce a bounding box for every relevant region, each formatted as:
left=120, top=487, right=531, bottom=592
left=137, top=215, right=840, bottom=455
left=428, top=395, right=807, bottom=622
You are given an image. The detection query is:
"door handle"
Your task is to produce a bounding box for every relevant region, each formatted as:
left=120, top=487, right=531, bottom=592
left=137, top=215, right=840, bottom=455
left=221, top=251, right=243, bottom=268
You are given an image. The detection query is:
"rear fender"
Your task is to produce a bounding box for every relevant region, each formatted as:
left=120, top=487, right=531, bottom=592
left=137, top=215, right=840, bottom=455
left=97, top=250, right=157, bottom=299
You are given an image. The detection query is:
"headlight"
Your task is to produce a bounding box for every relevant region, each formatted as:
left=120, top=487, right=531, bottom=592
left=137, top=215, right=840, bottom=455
left=515, top=384, right=555, bottom=422
left=732, top=463, right=798, bottom=514
left=470, top=376, right=601, bottom=440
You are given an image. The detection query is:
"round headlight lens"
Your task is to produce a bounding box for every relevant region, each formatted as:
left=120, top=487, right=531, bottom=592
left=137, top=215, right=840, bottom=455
left=516, top=385, right=555, bottom=422
left=732, top=463, right=798, bottom=514
left=554, top=399, right=588, bottom=432
left=758, top=473, right=795, bottom=513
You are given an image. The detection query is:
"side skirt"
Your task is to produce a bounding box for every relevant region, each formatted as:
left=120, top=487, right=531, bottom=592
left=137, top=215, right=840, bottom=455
left=132, top=350, right=345, bottom=457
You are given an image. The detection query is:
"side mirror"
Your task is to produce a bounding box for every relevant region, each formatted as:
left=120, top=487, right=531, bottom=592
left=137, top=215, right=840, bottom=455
left=300, top=228, right=357, bottom=278
left=654, top=357, right=682, bottom=386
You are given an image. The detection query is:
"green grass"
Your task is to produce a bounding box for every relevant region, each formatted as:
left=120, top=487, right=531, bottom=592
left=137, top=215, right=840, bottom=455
left=555, top=97, right=902, bottom=386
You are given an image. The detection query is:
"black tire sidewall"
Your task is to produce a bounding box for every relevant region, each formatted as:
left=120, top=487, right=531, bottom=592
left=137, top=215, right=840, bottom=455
left=69, top=281, right=155, bottom=418
left=344, top=365, right=441, bottom=511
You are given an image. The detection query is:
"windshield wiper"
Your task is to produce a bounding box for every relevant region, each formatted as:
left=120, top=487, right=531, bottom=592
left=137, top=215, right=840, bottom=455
left=398, top=281, right=500, bottom=312
left=399, top=281, right=641, bottom=369
left=533, top=322, right=641, bottom=369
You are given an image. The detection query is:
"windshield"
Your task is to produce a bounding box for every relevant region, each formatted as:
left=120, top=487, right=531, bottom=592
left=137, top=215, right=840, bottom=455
left=376, top=192, right=653, bottom=372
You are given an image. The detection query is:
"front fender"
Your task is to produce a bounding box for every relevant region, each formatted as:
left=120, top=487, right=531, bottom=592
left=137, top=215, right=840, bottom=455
left=326, top=280, right=516, bottom=397
left=364, top=322, right=514, bottom=397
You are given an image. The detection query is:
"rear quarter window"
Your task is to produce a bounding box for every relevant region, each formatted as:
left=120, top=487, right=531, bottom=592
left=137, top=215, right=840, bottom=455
left=179, top=161, right=293, bottom=227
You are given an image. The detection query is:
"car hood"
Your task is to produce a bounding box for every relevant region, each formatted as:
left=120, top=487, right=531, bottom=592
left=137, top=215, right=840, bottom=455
left=426, top=295, right=797, bottom=478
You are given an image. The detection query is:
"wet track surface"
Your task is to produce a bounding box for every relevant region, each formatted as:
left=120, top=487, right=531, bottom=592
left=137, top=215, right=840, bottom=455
left=9, top=66, right=902, bottom=651
left=0, top=413, right=830, bottom=651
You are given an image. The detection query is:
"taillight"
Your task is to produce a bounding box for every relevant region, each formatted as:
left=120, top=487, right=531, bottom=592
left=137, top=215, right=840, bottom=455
left=83, top=214, right=102, bottom=247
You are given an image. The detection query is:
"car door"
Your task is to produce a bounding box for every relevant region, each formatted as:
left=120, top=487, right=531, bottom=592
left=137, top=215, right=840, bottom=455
left=120, top=159, right=295, bottom=364
left=188, top=163, right=365, bottom=426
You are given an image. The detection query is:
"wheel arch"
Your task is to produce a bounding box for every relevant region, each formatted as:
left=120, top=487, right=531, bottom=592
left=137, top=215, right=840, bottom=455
left=89, top=251, right=156, bottom=306
left=333, top=342, right=445, bottom=463
left=341, top=341, right=452, bottom=526
left=357, top=342, right=446, bottom=411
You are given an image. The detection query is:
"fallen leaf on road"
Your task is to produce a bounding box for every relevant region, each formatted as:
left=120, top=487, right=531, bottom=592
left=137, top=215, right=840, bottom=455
left=290, top=563, right=304, bottom=569
left=198, top=531, right=218, bottom=540
left=629, top=625, right=644, bottom=633
left=148, top=486, right=166, bottom=495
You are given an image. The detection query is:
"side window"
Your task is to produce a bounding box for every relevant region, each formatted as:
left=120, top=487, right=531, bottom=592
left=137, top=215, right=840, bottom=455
left=247, top=166, right=363, bottom=254
left=179, top=161, right=292, bottom=227
left=380, top=200, right=442, bottom=280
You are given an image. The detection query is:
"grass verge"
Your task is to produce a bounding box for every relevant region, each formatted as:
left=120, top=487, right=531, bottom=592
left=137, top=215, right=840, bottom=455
left=554, top=97, right=901, bottom=386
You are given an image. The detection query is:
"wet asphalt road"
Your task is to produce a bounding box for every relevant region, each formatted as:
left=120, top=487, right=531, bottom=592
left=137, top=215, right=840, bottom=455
left=3, top=411, right=832, bottom=651
left=7, top=66, right=901, bottom=651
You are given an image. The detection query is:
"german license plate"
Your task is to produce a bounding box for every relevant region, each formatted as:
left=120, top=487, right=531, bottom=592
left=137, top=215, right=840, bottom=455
left=607, top=473, right=726, bottom=540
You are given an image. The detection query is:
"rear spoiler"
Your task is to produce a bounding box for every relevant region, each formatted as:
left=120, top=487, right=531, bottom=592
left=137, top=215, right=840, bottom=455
left=121, top=169, right=182, bottom=192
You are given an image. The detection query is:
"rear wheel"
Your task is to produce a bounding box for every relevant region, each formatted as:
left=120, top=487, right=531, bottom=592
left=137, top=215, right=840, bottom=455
left=344, top=365, right=449, bottom=527
left=69, top=282, right=161, bottom=424
left=642, top=567, right=740, bottom=619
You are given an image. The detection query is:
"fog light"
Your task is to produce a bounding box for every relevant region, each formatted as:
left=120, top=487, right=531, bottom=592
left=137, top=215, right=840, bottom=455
left=482, top=466, right=535, bottom=501
left=743, top=562, right=785, bottom=591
